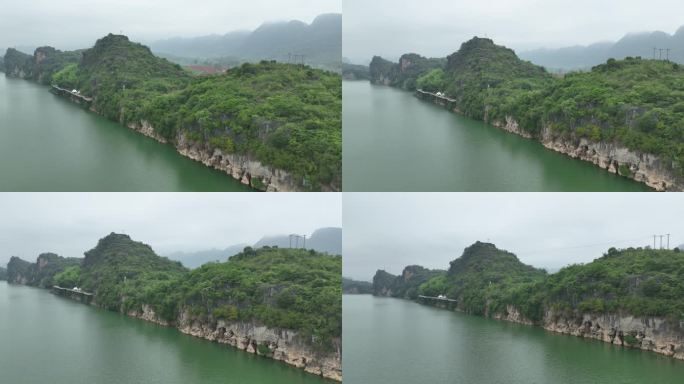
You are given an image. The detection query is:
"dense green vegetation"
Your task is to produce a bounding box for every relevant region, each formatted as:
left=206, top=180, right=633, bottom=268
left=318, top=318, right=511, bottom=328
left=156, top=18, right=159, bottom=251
left=10, top=233, right=341, bottom=350
left=342, top=63, right=370, bottom=80
left=6, top=253, right=82, bottom=288
left=175, top=246, right=341, bottom=350
left=342, top=277, right=372, bottom=294
left=380, top=242, right=684, bottom=324
left=3, top=47, right=81, bottom=84
left=372, top=265, right=446, bottom=299
left=369, top=37, right=684, bottom=180
left=370, top=54, right=446, bottom=90
left=437, top=242, right=547, bottom=318
left=5, top=34, right=342, bottom=191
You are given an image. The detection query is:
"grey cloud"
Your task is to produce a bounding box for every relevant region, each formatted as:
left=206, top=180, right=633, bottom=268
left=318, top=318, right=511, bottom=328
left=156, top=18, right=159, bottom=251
left=343, top=0, right=684, bottom=63
left=343, top=193, right=683, bottom=281
left=1, top=0, right=341, bottom=49
left=0, top=193, right=341, bottom=266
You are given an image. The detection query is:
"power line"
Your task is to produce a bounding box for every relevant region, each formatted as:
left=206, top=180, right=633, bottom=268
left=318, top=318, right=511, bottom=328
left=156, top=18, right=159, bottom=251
left=518, top=236, right=653, bottom=255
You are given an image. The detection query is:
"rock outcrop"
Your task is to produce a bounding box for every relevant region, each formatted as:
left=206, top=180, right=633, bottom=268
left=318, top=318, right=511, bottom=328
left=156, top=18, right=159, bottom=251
left=494, top=306, right=684, bottom=360
left=417, top=91, right=682, bottom=190
left=126, top=305, right=342, bottom=381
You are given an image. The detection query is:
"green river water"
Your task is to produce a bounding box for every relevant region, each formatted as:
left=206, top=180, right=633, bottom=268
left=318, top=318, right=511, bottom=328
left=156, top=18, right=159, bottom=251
left=343, top=81, right=651, bottom=191
left=0, top=282, right=328, bottom=383
left=0, top=75, right=251, bottom=191
left=343, top=295, right=684, bottom=383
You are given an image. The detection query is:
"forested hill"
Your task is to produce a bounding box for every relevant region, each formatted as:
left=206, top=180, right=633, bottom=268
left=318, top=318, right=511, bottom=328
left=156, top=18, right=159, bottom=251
left=149, top=13, right=341, bottom=72
left=374, top=242, right=684, bottom=324
left=5, top=233, right=341, bottom=351
left=369, top=37, right=684, bottom=189
left=3, top=34, right=341, bottom=191
left=372, top=265, right=446, bottom=299
left=6, top=253, right=82, bottom=287
left=0, top=267, right=7, bottom=281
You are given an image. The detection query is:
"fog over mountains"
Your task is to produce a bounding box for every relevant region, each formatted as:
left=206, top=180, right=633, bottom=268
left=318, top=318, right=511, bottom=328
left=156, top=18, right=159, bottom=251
left=149, top=13, right=341, bottom=69
left=521, top=26, right=684, bottom=70
left=165, top=227, right=341, bottom=268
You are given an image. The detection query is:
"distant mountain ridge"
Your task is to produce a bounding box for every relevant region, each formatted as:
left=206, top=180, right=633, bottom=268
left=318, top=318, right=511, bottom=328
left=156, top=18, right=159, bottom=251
left=166, top=227, right=341, bottom=268
left=521, top=26, right=684, bottom=70
left=149, top=13, right=341, bottom=70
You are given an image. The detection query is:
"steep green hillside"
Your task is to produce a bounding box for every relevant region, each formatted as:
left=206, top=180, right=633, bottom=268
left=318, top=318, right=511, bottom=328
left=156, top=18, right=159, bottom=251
left=10, top=34, right=341, bottom=191
left=438, top=242, right=547, bottom=316
left=342, top=277, right=372, bottom=294
left=0, top=266, right=7, bottom=280
left=370, top=54, right=446, bottom=90
left=522, top=58, right=684, bottom=171
left=44, top=233, right=341, bottom=350
left=3, top=47, right=81, bottom=84
left=386, top=242, right=684, bottom=325
left=177, top=246, right=341, bottom=349
left=442, top=37, right=553, bottom=120
left=75, top=233, right=187, bottom=312
left=6, top=253, right=82, bottom=287
left=526, top=247, right=684, bottom=322
left=373, top=265, right=446, bottom=299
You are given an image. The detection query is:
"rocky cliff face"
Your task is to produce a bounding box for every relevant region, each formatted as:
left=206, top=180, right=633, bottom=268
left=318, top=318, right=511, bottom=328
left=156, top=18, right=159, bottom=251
left=416, top=91, right=682, bottom=190
left=122, top=119, right=301, bottom=191
left=494, top=306, right=684, bottom=360
left=127, top=305, right=342, bottom=381
left=492, top=114, right=681, bottom=191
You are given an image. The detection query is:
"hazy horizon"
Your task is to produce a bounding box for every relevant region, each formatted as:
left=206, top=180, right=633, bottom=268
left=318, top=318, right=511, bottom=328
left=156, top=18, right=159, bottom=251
left=0, top=0, right=341, bottom=50
left=0, top=193, right=341, bottom=267
left=344, top=193, right=683, bottom=281
left=343, top=0, right=684, bottom=64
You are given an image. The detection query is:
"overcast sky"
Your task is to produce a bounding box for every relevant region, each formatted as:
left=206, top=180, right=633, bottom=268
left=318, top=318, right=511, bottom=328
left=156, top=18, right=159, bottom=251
left=0, top=0, right=341, bottom=50
left=0, top=193, right=341, bottom=266
left=344, top=0, right=684, bottom=63
left=344, top=193, right=683, bottom=281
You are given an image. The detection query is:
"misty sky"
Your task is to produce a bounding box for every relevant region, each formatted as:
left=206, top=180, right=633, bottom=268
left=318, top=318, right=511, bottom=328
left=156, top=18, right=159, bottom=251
left=0, top=0, right=341, bottom=50
left=0, top=193, right=341, bottom=267
left=343, top=0, right=684, bottom=63
left=344, top=193, right=684, bottom=281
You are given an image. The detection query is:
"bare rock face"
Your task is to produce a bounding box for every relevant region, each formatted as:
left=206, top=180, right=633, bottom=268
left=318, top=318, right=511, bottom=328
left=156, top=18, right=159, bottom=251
left=538, top=126, right=681, bottom=191
left=122, top=119, right=300, bottom=191
left=126, top=306, right=342, bottom=381
left=492, top=306, right=684, bottom=361
left=542, top=311, right=684, bottom=359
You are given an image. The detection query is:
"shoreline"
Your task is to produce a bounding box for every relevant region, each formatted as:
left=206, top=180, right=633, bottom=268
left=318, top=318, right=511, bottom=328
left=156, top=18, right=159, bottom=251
left=49, top=284, right=342, bottom=381
left=410, top=87, right=679, bottom=191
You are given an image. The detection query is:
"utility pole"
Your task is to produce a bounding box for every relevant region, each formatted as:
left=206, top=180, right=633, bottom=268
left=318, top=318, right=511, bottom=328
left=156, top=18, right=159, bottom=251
left=666, top=48, right=671, bottom=61
left=660, top=235, right=664, bottom=249
left=303, top=235, right=306, bottom=249
left=659, top=49, right=664, bottom=60
left=653, top=47, right=657, bottom=60
left=654, top=235, right=657, bottom=249
left=667, top=234, right=670, bottom=250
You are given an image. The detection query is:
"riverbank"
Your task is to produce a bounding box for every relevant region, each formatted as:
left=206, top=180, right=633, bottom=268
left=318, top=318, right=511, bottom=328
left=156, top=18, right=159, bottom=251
left=344, top=294, right=684, bottom=383
left=414, top=295, right=684, bottom=361
left=414, top=89, right=669, bottom=191
left=48, top=285, right=341, bottom=381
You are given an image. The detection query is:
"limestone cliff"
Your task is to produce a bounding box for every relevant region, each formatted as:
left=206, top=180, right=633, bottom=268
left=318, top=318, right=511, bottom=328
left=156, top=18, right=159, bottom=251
left=123, top=120, right=301, bottom=191
left=492, top=306, right=684, bottom=360
left=415, top=90, right=682, bottom=191
left=126, top=305, right=342, bottom=381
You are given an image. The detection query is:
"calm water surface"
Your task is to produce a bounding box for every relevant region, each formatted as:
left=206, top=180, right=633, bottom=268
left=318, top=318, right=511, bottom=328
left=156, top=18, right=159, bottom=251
left=0, top=75, right=251, bottom=191
left=0, top=282, right=328, bottom=383
left=343, top=81, right=651, bottom=191
left=343, top=295, right=684, bottom=383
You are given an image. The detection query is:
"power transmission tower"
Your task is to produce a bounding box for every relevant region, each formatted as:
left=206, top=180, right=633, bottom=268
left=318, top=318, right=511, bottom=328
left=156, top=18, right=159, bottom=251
left=667, top=234, right=670, bottom=249
left=303, top=235, right=306, bottom=249
left=660, top=235, right=664, bottom=249
left=653, top=47, right=657, bottom=60
left=653, top=235, right=657, bottom=249
left=666, top=48, right=671, bottom=61
left=659, top=49, right=664, bottom=60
